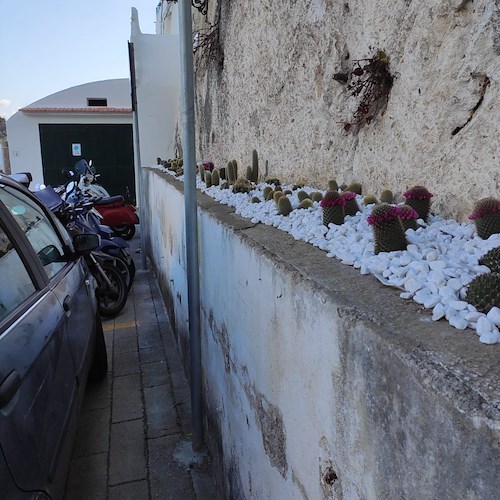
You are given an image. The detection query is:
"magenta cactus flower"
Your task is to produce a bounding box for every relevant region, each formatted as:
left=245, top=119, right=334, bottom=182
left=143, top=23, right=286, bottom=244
left=367, top=205, right=400, bottom=225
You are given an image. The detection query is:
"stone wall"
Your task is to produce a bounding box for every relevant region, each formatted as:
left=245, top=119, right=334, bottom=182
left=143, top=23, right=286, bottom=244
left=190, top=0, right=499, bottom=221
left=142, top=168, right=499, bottom=499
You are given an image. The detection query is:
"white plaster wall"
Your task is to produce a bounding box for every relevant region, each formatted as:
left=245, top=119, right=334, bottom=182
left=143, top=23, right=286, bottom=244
left=192, top=0, right=500, bottom=221
left=143, top=170, right=500, bottom=500
left=130, top=8, right=180, bottom=167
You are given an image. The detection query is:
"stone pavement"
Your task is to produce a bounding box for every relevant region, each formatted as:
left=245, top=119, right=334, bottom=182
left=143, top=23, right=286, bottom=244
left=64, top=236, right=220, bottom=499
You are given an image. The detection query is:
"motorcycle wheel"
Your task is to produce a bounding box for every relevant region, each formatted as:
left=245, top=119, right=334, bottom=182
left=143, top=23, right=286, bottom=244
left=96, top=262, right=128, bottom=317
left=114, top=256, right=132, bottom=291
left=112, top=225, right=136, bottom=240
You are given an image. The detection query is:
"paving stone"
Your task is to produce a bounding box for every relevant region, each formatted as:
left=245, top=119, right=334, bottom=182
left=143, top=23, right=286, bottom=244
left=109, top=419, right=147, bottom=485
left=65, top=452, right=108, bottom=499
left=139, top=346, right=166, bottom=364
left=144, top=384, right=178, bottom=438
left=114, top=349, right=141, bottom=377
left=113, top=328, right=138, bottom=354
left=82, top=377, right=112, bottom=412
left=141, top=359, right=169, bottom=388
left=112, top=373, right=143, bottom=423
left=72, top=406, right=110, bottom=457
left=138, top=329, right=163, bottom=349
left=148, top=435, right=195, bottom=499
left=108, top=479, right=149, bottom=500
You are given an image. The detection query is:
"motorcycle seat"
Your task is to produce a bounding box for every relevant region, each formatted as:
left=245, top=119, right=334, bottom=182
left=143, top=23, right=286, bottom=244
left=93, top=195, right=124, bottom=205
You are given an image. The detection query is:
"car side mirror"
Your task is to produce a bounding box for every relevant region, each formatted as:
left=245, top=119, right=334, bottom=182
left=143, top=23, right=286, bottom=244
left=37, top=245, right=64, bottom=266
left=72, top=233, right=100, bottom=255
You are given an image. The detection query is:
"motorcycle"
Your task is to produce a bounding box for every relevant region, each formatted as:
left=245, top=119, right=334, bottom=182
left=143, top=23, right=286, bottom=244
left=34, top=185, right=130, bottom=316
left=75, top=159, right=139, bottom=240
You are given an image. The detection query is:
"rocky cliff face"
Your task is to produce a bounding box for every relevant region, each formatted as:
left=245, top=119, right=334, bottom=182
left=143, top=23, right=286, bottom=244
left=191, top=0, right=499, bottom=220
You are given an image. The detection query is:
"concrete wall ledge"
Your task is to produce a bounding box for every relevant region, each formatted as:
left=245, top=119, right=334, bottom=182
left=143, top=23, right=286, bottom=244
left=143, top=168, right=499, bottom=499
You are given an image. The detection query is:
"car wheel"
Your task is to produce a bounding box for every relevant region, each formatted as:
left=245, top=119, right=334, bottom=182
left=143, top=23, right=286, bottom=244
left=88, top=314, right=108, bottom=382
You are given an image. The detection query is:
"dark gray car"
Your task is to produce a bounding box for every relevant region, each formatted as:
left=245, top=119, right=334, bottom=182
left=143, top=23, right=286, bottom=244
left=0, top=173, right=107, bottom=499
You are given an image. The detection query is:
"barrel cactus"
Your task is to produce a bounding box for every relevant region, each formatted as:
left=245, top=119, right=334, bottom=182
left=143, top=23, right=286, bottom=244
left=311, top=192, right=323, bottom=202
left=479, top=246, right=500, bottom=273
left=277, top=196, right=293, bottom=216
left=363, top=194, right=378, bottom=205
left=380, top=189, right=394, bottom=203
left=347, top=182, right=362, bottom=195
left=340, top=191, right=360, bottom=216
left=297, top=190, right=310, bottom=202
left=328, top=179, right=339, bottom=191
left=320, top=190, right=345, bottom=226
left=232, top=178, right=252, bottom=194
left=263, top=186, right=273, bottom=200
left=367, top=203, right=407, bottom=254
left=298, top=198, right=314, bottom=209
left=403, top=185, right=433, bottom=221
left=468, top=197, right=500, bottom=240
left=466, top=273, right=500, bottom=313
left=273, top=191, right=285, bottom=204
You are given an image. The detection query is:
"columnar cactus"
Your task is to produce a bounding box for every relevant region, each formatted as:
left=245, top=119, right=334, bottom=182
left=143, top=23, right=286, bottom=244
left=367, top=203, right=408, bottom=254
left=211, top=169, right=220, bottom=186
left=251, top=149, right=259, bottom=182
left=227, top=161, right=236, bottom=184
left=340, top=191, right=360, bottom=216
left=403, top=185, right=433, bottom=221
left=468, top=197, right=500, bottom=240
left=204, top=171, right=212, bottom=188
left=320, top=190, right=345, bottom=226
left=398, top=204, right=419, bottom=231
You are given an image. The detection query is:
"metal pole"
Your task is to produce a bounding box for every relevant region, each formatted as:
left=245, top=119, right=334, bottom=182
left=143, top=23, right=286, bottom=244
left=178, top=0, right=203, bottom=450
left=128, top=42, right=147, bottom=271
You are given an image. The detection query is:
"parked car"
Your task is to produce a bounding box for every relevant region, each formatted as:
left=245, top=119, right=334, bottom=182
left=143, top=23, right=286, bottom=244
left=0, top=173, right=107, bottom=499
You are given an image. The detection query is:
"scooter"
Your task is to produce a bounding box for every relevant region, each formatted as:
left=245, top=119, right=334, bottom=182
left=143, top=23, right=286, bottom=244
left=74, top=159, right=139, bottom=240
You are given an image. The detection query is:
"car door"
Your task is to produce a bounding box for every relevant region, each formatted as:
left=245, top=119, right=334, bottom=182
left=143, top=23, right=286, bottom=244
left=0, top=184, right=87, bottom=493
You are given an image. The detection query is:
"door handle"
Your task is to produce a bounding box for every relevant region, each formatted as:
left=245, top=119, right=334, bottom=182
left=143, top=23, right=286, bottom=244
left=63, top=295, right=71, bottom=312
left=0, top=371, right=21, bottom=408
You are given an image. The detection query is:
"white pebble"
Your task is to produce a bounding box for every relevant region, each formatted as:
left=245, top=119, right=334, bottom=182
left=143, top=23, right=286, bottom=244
left=479, top=330, right=500, bottom=345
left=429, top=260, right=447, bottom=271
left=423, top=295, right=441, bottom=309
left=449, top=316, right=468, bottom=330
left=448, top=300, right=468, bottom=311
left=486, top=307, right=500, bottom=326
left=404, top=278, right=423, bottom=294
left=476, top=316, right=493, bottom=335
left=432, top=303, right=446, bottom=321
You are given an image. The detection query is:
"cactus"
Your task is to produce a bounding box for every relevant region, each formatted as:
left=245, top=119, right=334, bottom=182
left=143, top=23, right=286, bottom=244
left=339, top=183, right=348, bottom=191
left=340, top=191, right=360, bottom=216
left=220, top=181, right=229, bottom=189
left=274, top=186, right=283, bottom=192
left=273, top=191, right=285, bottom=205
left=320, top=190, right=345, bottom=226
left=311, top=192, right=323, bottom=202
left=367, top=203, right=408, bottom=254
left=468, top=197, right=500, bottom=240
left=232, top=160, right=238, bottom=179
left=251, top=149, right=259, bottom=182
left=284, top=190, right=293, bottom=196
left=251, top=196, right=260, bottom=203
left=297, top=190, right=310, bottom=202
left=398, top=204, right=419, bottom=231
left=156, top=157, right=162, bottom=165
left=263, top=186, right=273, bottom=200
left=298, top=198, right=314, bottom=209
left=266, top=178, right=281, bottom=186
left=198, top=164, right=205, bottom=178
left=403, top=185, right=433, bottom=221
left=328, top=179, right=339, bottom=191
left=347, top=182, right=362, bottom=195
left=211, top=169, right=220, bottom=186
left=232, top=178, right=252, bottom=194
left=479, top=246, right=500, bottom=273
left=227, top=161, right=236, bottom=184
left=219, top=167, right=226, bottom=180
left=277, top=196, right=293, bottom=216
left=364, top=194, right=378, bottom=205
left=466, top=273, right=500, bottom=313
left=245, top=166, right=253, bottom=182
left=204, top=171, right=212, bottom=188
left=380, top=189, right=394, bottom=203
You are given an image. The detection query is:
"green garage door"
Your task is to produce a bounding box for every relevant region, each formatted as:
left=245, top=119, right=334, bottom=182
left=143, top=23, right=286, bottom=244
left=39, top=123, right=136, bottom=204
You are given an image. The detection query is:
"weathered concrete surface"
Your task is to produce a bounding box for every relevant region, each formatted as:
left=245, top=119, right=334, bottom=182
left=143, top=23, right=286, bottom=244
left=188, top=0, right=500, bottom=221
left=143, top=169, right=499, bottom=500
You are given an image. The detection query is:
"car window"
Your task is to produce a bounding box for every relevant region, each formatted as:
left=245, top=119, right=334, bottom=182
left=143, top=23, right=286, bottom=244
left=0, top=225, right=36, bottom=322
left=0, top=186, right=66, bottom=279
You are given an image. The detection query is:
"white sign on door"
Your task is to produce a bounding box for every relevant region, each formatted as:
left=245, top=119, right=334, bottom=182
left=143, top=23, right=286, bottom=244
left=72, top=143, right=82, bottom=156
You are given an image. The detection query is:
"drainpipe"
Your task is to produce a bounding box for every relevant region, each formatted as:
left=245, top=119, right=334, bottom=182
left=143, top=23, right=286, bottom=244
left=178, top=0, right=203, bottom=451
left=128, top=41, right=147, bottom=271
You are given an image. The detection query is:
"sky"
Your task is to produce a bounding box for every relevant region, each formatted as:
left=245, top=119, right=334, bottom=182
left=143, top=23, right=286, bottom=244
left=0, top=0, right=159, bottom=119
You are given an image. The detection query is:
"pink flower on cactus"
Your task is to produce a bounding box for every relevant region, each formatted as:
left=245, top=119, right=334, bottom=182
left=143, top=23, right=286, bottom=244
left=320, top=192, right=346, bottom=208
left=340, top=191, right=357, bottom=201
left=468, top=199, right=500, bottom=220
left=397, top=206, right=419, bottom=220
left=367, top=206, right=401, bottom=225
left=403, top=186, right=433, bottom=200
left=202, top=162, right=214, bottom=171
